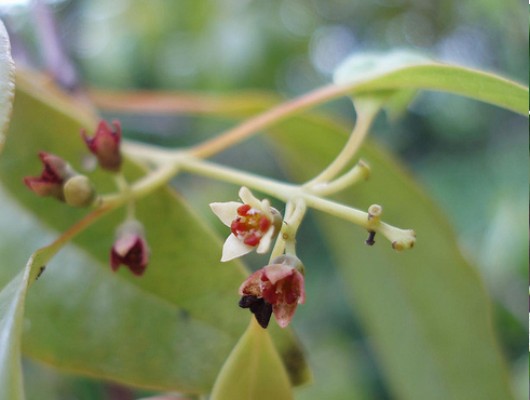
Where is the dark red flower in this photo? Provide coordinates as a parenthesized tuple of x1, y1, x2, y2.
(23, 152, 73, 200)
(110, 220, 149, 276)
(239, 255, 305, 328)
(82, 120, 122, 172)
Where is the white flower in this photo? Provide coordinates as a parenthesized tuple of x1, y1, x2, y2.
(210, 187, 282, 262)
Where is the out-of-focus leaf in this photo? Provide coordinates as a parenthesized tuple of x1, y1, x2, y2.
(0, 19, 16, 154)
(0, 272, 27, 400)
(210, 319, 293, 400)
(334, 50, 528, 115)
(268, 114, 515, 400)
(0, 71, 310, 392)
(0, 231, 61, 400)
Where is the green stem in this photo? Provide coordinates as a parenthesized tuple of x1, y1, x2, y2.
(114, 173, 135, 220)
(304, 98, 381, 188)
(179, 157, 413, 247)
(109, 155, 413, 248)
(310, 159, 370, 196)
(283, 198, 307, 256)
(269, 200, 301, 260)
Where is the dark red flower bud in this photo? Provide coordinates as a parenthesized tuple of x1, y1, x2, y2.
(23, 152, 74, 200)
(110, 220, 149, 276)
(82, 120, 122, 172)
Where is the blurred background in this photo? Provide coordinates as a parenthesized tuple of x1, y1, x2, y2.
(0, 0, 527, 399)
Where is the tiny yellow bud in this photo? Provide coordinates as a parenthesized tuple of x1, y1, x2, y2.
(391, 230, 416, 251)
(63, 175, 96, 207)
(368, 204, 382, 219)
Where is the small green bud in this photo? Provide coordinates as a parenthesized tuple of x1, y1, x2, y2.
(63, 175, 96, 207)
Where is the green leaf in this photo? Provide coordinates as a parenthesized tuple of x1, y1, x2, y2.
(0, 272, 27, 400)
(0, 19, 16, 153)
(0, 73, 310, 392)
(0, 231, 59, 400)
(333, 50, 528, 115)
(210, 319, 293, 400)
(268, 114, 515, 400)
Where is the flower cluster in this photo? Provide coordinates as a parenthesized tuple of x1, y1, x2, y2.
(211, 187, 305, 328)
(24, 119, 150, 276)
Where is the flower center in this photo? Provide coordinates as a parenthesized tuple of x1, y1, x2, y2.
(230, 204, 272, 247)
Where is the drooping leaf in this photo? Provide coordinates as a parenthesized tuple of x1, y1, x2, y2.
(0, 71, 310, 392)
(210, 319, 293, 400)
(268, 114, 515, 400)
(0, 19, 16, 154)
(333, 50, 527, 115)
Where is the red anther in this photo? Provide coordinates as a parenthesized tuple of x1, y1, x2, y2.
(231, 219, 247, 235)
(259, 216, 271, 232)
(244, 233, 260, 247)
(237, 204, 252, 216)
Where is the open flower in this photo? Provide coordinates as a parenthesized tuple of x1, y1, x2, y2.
(110, 220, 149, 276)
(239, 255, 305, 328)
(210, 187, 282, 262)
(24, 152, 74, 200)
(82, 120, 122, 172)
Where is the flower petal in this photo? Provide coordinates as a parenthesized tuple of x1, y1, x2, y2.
(256, 226, 275, 254)
(221, 234, 253, 262)
(263, 264, 294, 284)
(260, 198, 273, 220)
(238, 187, 262, 209)
(113, 233, 138, 257)
(272, 302, 298, 328)
(210, 201, 241, 227)
(294, 271, 306, 304)
(238, 269, 263, 296)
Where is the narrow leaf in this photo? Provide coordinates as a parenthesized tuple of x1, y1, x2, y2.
(211, 319, 293, 400)
(334, 50, 527, 115)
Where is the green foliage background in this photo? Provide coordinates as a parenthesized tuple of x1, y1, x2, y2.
(0, 1, 527, 399)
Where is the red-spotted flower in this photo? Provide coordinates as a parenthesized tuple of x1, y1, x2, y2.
(239, 255, 305, 328)
(210, 187, 282, 262)
(110, 220, 149, 276)
(82, 120, 122, 172)
(24, 152, 74, 201)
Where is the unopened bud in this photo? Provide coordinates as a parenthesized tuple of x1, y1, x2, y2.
(63, 175, 96, 207)
(391, 230, 416, 251)
(368, 204, 382, 219)
(24, 152, 75, 201)
(82, 120, 122, 172)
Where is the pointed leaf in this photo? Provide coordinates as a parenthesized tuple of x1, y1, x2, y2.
(211, 319, 293, 400)
(268, 114, 515, 399)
